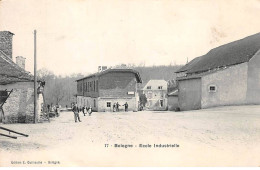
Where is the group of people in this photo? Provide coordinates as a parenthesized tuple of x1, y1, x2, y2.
(47, 104, 61, 117)
(72, 104, 92, 123)
(113, 102, 128, 112)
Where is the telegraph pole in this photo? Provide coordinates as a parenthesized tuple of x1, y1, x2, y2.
(34, 30, 37, 124)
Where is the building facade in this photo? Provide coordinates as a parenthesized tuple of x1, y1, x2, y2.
(141, 80, 168, 110)
(176, 32, 260, 111)
(76, 68, 142, 112)
(0, 31, 45, 123)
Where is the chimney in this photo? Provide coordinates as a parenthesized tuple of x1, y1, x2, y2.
(16, 56, 26, 70)
(0, 31, 14, 61)
(98, 66, 108, 72)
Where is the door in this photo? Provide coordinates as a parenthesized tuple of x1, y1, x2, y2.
(160, 100, 163, 107)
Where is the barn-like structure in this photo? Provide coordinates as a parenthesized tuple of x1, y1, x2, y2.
(176, 32, 260, 111)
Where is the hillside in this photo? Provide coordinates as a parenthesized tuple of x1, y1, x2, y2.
(133, 65, 183, 87)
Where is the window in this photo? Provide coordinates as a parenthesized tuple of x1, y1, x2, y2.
(158, 86, 163, 89)
(209, 85, 217, 92)
(148, 92, 153, 99)
(107, 102, 111, 107)
(147, 86, 151, 89)
(94, 99, 96, 107)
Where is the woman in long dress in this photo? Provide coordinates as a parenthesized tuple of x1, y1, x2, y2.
(88, 106, 92, 116)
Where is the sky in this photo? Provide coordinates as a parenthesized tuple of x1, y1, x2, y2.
(0, 0, 260, 76)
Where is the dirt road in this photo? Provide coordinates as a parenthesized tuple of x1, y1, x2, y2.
(0, 105, 260, 166)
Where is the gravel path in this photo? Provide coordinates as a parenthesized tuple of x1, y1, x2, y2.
(0, 105, 260, 166)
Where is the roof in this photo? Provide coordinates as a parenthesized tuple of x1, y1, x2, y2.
(175, 56, 202, 73)
(168, 89, 178, 96)
(143, 79, 167, 90)
(177, 32, 260, 74)
(176, 69, 220, 81)
(76, 68, 142, 83)
(0, 50, 34, 85)
(0, 31, 14, 36)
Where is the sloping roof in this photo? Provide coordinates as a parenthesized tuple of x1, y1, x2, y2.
(175, 56, 202, 73)
(0, 50, 34, 85)
(177, 32, 260, 74)
(176, 69, 220, 81)
(76, 68, 142, 83)
(168, 89, 178, 96)
(143, 79, 167, 90)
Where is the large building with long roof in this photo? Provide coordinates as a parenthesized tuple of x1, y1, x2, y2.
(76, 67, 142, 112)
(175, 32, 260, 111)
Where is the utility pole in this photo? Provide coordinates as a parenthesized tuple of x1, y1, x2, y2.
(34, 30, 37, 124)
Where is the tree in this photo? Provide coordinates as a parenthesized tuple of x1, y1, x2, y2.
(52, 80, 65, 105)
(139, 94, 147, 107)
(37, 68, 55, 81)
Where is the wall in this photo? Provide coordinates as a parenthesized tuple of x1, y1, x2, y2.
(201, 63, 248, 108)
(77, 77, 99, 98)
(77, 96, 98, 111)
(178, 78, 201, 111)
(99, 72, 137, 98)
(167, 96, 179, 111)
(77, 80, 84, 96)
(247, 49, 260, 104)
(98, 97, 137, 112)
(0, 82, 42, 123)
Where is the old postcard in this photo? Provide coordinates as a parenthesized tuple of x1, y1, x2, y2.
(0, 0, 260, 167)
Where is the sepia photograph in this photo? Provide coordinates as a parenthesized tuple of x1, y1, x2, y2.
(0, 0, 260, 167)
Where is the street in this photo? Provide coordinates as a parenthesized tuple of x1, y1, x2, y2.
(0, 105, 260, 166)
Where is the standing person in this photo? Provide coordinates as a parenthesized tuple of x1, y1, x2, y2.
(88, 106, 92, 116)
(82, 106, 86, 116)
(123, 102, 128, 112)
(47, 104, 50, 113)
(113, 103, 116, 112)
(116, 102, 120, 112)
(84, 106, 87, 115)
(56, 105, 60, 117)
(72, 103, 81, 123)
(53, 105, 56, 115)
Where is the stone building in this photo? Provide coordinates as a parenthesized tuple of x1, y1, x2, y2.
(141, 80, 168, 110)
(0, 31, 45, 123)
(175, 32, 260, 111)
(76, 68, 142, 112)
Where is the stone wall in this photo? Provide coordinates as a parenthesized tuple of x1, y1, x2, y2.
(99, 72, 137, 98)
(201, 63, 248, 109)
(0, 82, 42, 124)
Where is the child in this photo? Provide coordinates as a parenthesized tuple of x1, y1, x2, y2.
(88, 106, 92, 116)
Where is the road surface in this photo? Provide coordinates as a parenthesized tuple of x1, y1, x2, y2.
(0, 105, 260, 166)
